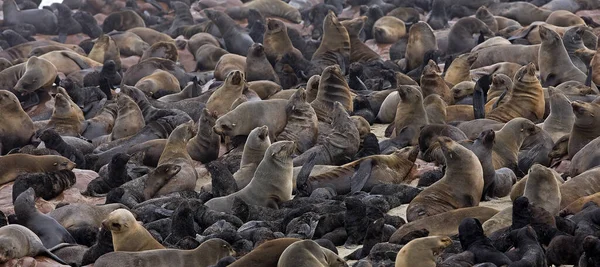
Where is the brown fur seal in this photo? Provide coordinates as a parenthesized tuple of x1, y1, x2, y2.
(539, 25, 589, 87)
(243, 0, 301, 23)
(471, 44, 540, 69)
(299, 146, 418, 195)
(0, 154, 75, 185)
(229, 125, 271, 190)
(592, 46, 600, 86)
(103, 209, 164, 251)
(187, 108, 220, 163)
(545, 10, 585, 27)
(93, 238, 234, 267)
(395, 236, 452, 267)
(214, 54, 246, 81)
(194, 44, 229, 72)
(568, 100, 600, 159)
(509, 167, 563, 201)
(0, 224, 68, 264)
(340, 16, 380, 63)
(207, 70, 246, 117)
(127, 27, 174, 46)
(156, 121, 199, 195)
(278, 240, 346, 267)
(109, 31, 150, 57)
(389, 207, 499, 243)
(229, 238, 300, 267)
(451, 81, 476, 102)
(0, 90, 34, 154)
(492, 118, 539, 171)
(311, 11, 350, 72)
(187, 33, 220, 57)
(424, 94, 447, 124)
(560, 192, 600, 216)
(214, 99, 288, 140)
(391, 85, 429, 138)
(486, 73, 513, 102)
(445, 53, 477, 87)
(311, 65, 353, 122)
(486, 63, 545, 123)
(134, 69, 181, 97)
(420, 60, 452, 104)
(140, 41, 178, 63)
(102, 10, 145, 32)
(111, 94, 144, 141)
(205, 141, 295, 212)
(373, 16, 406, 44)
(542, 87, 575, 142)
(88, 34, 121, 70)
(476, 6, 498, 32)
(13, 56, 57, 95)
(40, 51, 102, 75)
(263, 19, 303, 63)
(45, 93, 85, 136)
(487, 2, 552, 26)
(405, 22, 437, 72)
(406, 137, 483, 222)
(277, 88, 318, 154)
(524, 164, 562, 215)
(246, 43, 279, 84)
(447, 17, 494, 55)
(560, 167, 600, 209)
(248, 81, 282, 99)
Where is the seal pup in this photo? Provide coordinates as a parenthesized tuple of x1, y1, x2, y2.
(205, 141, 295, 212)
(93, 238, 234, 267)
(293, 102, 360, 166)
(311, 65, 353, 122)
(277, 240, 347, 267)
(406, 137, 484, 222)
(0, 224, 68, 264)
(38, 129, 85, 168)
(486, 63, 545, 123)
(395, 236, 452, 267)
(0, 154, 75, 185)
(103, 209, 164, 251)
(14, 188, 77, 248)
(0, 90, 35, 154)
(277, 88, 318, 154)
(12, 170, 76, 202)
(187, 108, 220, 163)
(155, 121, 198, 195)
(539, 25, 590, 87)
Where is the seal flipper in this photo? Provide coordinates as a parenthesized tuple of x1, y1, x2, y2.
(586, 65, 593, 87)
(350, 159, 373, 193)
(508, 25, 537, 42)
(295, 152, 318, 197)
(41, 248, 69, 265)
(473, 75, 489, 119)
(60, 51, 90, 70)
(493, 89, 508, 109)
(57, 31, 67, 44)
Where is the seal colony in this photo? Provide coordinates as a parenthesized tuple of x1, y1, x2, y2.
(0, 0, 598, 266)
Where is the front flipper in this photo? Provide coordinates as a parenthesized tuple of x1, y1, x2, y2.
(350, 158, 373, 193)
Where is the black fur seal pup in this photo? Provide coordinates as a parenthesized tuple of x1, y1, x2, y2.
(12, 170, 76, 202)
(84, 153, 132, 196)
(39, 128, 86, 168)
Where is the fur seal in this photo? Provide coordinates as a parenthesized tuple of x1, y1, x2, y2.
(405, 22, 438, 72)
(45, 93, 84, 136)
(12, 170, 76, 202)
(243, 0, 301, 23)
(568, 100, 600, 159)
(187, 33, 219, 57)
(102, 10, 145, 32)
(395, 236, 452, 267)
(0, 90, 34, 154)
(229, 125, 271, 190)
(446, 17, 493, 55)
(542, 87, 575, 142)
(263, 19, 302, 64)
(103, 209, 164, 251)
(486, 63, 545, 123)
(229, 238, 300, 267)
(277, 88, 318, 154)
(187, 108, 220, 163)
(39, 129, 85, 168)
(121, 58, 189, 88)
(248, 81, 282, 99)
(293, 101, 360, 166)
(0, 154, 75, 185)
(88, 35, 121, 71)
(340, 16, 380, 63)
(134, 69, 181, 97)
(204, 9, 254, 56)
(109, 31, 150, 57)
(491, 118, 539, 171)
(0, 224, 68, 264)
(559, 167, 600, 209)
(472, 44, 540, 69)
(246, 43, 279, 84)
(13, 56, 57, 96)
(546, 10, 585, 27)
(445, 53, 477, 87)
(421, 60, 452, 104)
(206, 141, 295, 212)
(140, 41, 178, 63)
(391, 85, 429, 138)
(207, 70, 246, 117)
(93, 238, 234, 267)
(406, 137, 483, 222)
(278, 239, 346, 267)
(373, 16, 406, 44)
(214, 99, 288, 140)
(310, 11, 350, 74)
(155, 121, 198, 196)
(14, 188, 77, 248)
(2, 0, 57, 35)
(214, 54, 246, 81)
(524, 164, 562, 215)
(311, 65, 353, 122)
(193, 45, 226, 72)
(539, 25, 589, 87)
(111, 94, 144, 140)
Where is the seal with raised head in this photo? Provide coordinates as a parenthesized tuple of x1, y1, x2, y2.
(538, 25, 589, 87)
(340, 16, 380, 63)
(14, 188, 77, 248)
(0, 154, 75, 185)
(491, 118, 539, 171)
(204, 9, 254, 56)
(420, 60, 452, 104)
(0, 90, 34, 154)
(206, 70, 246, 117)
(277, 88, 318, 154)
(311, 65, 353, 122)
(111, 94, 144, 141)
(395, 236, 452, 267)
(140, 41, 178, 63)
(103, 209, 164, 251)
(245, 43, 279, 84)
(88, 34, 121, 71)
(93, 238, 234, 267)
(278, 239, 347, 267)
(155, 121, 198, 195)
(568, 100, 600, 159)
(446, 17, 493, 55)
(405, 21, 437, 72)
(263, 19, 303, 64)
(486, 63, 545, 123)
(310, 11, 350, 73)
(391, 85, 429, 138)
(205, 141, 296, 212)
(45, 93, 85, 136)
(187, 108, 220, 163)
(230, 125, 271, 190)
(542, 87, 575, 142)
(406, 137, 484, 222)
